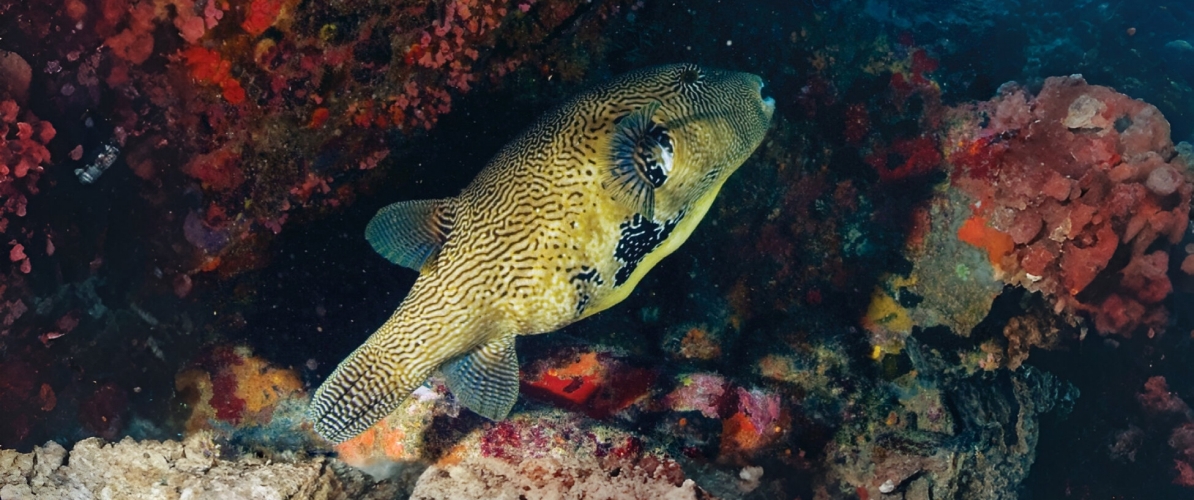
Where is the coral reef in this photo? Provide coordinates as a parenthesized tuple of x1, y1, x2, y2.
(945, 76, 1192, 337)
(331, 381, 451, 471)
(867, 75, 1193, 370)
(175, 345, 305, 430)
(0, 0, 639, 452)
(1136, 376, 1194, 488)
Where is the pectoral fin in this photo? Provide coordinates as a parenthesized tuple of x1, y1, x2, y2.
(365, 198, 455, 271)
(604, 101, 674, 220)
(441, 335, 520, 421)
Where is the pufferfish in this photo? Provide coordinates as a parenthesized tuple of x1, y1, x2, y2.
(309, 64, 775, 444)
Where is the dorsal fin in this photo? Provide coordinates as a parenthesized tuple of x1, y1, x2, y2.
(365, 198, 455, 271)
(603, 101, 674, 220)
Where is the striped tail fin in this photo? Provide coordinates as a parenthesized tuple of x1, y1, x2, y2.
(308, 332, 523, 443)
(307, 342, 420, 444)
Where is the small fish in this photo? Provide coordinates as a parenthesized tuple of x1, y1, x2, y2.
(309, 64, 775, 444)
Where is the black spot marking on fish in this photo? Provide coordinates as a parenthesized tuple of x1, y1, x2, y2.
(613, 213, 680, 286)
(571, 266, 605, 315)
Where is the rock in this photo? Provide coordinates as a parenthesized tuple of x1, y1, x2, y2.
(0, 50, 31, 102)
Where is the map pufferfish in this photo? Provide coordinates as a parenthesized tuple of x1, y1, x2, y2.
(309, 63, 775, 444)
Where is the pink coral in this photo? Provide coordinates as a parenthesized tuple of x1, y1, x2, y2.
(0, 99, 54, 274)
(104, 2, 157, 64)
(105, 0, 215, 59)
(1139, 376, 1192, 417)
(719, 386, 787, 461)
(1138, 377, 1194, 487)
(664, 373, 729, 418)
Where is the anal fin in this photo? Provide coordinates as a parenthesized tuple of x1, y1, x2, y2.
(441, 335, 520, 421)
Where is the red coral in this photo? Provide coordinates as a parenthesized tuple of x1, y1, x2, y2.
(0, 360, 38, 445)
(479, 420, 522, 461)
(523, 354, 602, 406)
(307, 107, 329, 129)
(719, 387, 786, 460)
(196, 345, 248, 424)
(181, 47, 246, 104)
(910, 49, 938, 79)
(888, 48, 943, 119)
(182, 145, 246, 191)
(242, 0, 286, 36)
(521, 349, 657, 419)
(209, 369, 246, 423)
(1139, 376, 1191, 417)
(956, 215, 1015, 269)
(876, 135, 942, 181)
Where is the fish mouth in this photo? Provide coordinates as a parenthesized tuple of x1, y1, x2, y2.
(757, 77, 776, 117)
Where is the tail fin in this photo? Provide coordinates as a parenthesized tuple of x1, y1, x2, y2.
(308, 343, 419, 444)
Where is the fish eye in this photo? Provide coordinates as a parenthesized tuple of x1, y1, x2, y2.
(679, 68, 700, 85)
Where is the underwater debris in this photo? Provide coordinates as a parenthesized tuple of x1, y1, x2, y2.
(74, 141, 120, 184)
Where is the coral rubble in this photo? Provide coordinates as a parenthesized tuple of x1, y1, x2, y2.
(0, 432, 407, 499)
